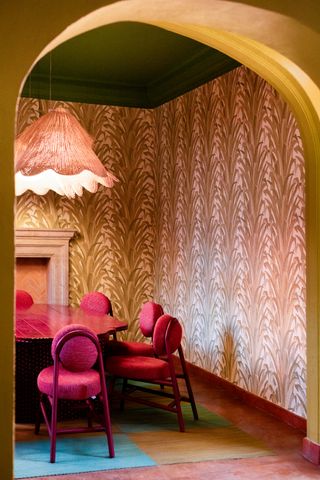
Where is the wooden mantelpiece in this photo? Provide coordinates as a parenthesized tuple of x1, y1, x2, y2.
(15, 228, 76, 305)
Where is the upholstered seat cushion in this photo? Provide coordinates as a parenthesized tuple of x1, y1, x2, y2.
(107, 340, 154, 357)
(37, 366, 101, 400)
(106, 355, 170, 381)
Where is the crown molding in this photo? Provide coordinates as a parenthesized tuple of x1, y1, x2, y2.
(21, 52, 239, 108)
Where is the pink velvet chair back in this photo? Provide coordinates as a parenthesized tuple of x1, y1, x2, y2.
(152, 314, 182, 356)
(80, 291, 112, 315)
(51, 324, 98, 372)
(16, 290, 34, 310)
(139, 301, 164, 337)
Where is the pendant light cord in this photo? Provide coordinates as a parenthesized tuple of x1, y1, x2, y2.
(29, 72, 32, 98)
(49, 52, 52, 102)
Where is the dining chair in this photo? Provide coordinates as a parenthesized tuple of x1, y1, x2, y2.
(80, 291, 116, 340)
(80, 291, 113, 315)
(35, 323, 114, 463)
(106, 314, 198, 432)
(16, 289, 34, 310)
(107, 300, 164, 357)
(107, 302, 198, 422)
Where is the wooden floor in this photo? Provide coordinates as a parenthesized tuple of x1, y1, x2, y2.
(16, 367, 320, 479)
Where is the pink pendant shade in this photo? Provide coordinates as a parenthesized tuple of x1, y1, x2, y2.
(15, 108, 117, 198)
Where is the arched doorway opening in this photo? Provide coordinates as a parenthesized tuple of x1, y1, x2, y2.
(2, 1, 320, 476)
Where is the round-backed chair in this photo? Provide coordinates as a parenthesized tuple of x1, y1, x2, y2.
(80, 291, 116, 341)
(16, 289, 34, 310)
(106, 314, 198, 431)
(107, 300, 164, 357)
(35, 323, 114, 463)
(80, 291, 113, 315)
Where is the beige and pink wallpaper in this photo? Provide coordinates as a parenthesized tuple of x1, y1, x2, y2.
(16, 100, 157, 342)
(15, 66, 306, 417)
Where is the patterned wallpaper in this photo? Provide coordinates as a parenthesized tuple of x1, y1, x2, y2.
(153, 67, 306, 416)
(16, 100, 157, 342)
(15, 66, 306, 416)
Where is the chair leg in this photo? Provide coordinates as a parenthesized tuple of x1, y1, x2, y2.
(168, 355, 185, 432)
(86, 399, 93, 428)
(34, 394, 42, 434)
(99, 382, 115, 458)
(120, 378, 127, 411)
(50, 394, 58, 463)
(178, 346, 198, 420)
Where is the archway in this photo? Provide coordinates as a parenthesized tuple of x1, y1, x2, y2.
(2, 1, 320, 476)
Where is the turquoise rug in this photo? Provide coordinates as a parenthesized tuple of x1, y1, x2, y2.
(15, 434, 155, 478)
(15, 403, 273, 478)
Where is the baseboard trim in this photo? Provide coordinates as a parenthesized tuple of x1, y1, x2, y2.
(188, 362, 306, 433)
(302, 437, 320, 464)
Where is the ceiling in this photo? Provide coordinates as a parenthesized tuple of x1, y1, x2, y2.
(21, 21, 240, 109)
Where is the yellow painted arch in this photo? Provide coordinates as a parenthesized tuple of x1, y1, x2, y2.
(1, 1, 320, 477)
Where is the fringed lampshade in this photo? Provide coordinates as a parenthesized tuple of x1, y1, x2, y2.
(15, 108, 117, 198)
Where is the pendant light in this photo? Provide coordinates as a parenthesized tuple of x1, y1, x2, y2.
(15, 54, 117, 198)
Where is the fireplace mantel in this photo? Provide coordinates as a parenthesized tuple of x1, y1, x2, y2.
(15, 228, 76, 305)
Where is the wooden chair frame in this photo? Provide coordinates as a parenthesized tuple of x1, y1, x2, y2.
(35, 327, 114, 463)
(109, 317, 198, 432)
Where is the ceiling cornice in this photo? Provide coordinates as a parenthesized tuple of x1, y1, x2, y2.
(21, 51, 239, 108)
(147, 50, 239, 108)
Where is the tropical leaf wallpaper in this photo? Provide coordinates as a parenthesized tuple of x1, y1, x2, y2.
(16, 66, 306, 417)
(16, 99, 157, 342)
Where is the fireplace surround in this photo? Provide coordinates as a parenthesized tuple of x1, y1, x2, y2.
(15, 228, 76, 305)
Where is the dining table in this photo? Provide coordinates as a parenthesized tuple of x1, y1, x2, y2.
(15, 303, 128, 423)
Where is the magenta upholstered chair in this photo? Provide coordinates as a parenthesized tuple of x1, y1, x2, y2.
(106, 314, 198, 432)
(107, 301, 164, 357)
(16, 289, 34, 310)
(36, 324, 114, 463)
(80, 291, 115, 340)
(80, 291, 113, 315)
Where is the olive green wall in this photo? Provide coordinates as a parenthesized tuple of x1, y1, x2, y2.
(17, 66, 306, 417)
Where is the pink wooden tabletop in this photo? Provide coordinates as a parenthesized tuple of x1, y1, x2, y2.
(15, 304, 128, 340)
